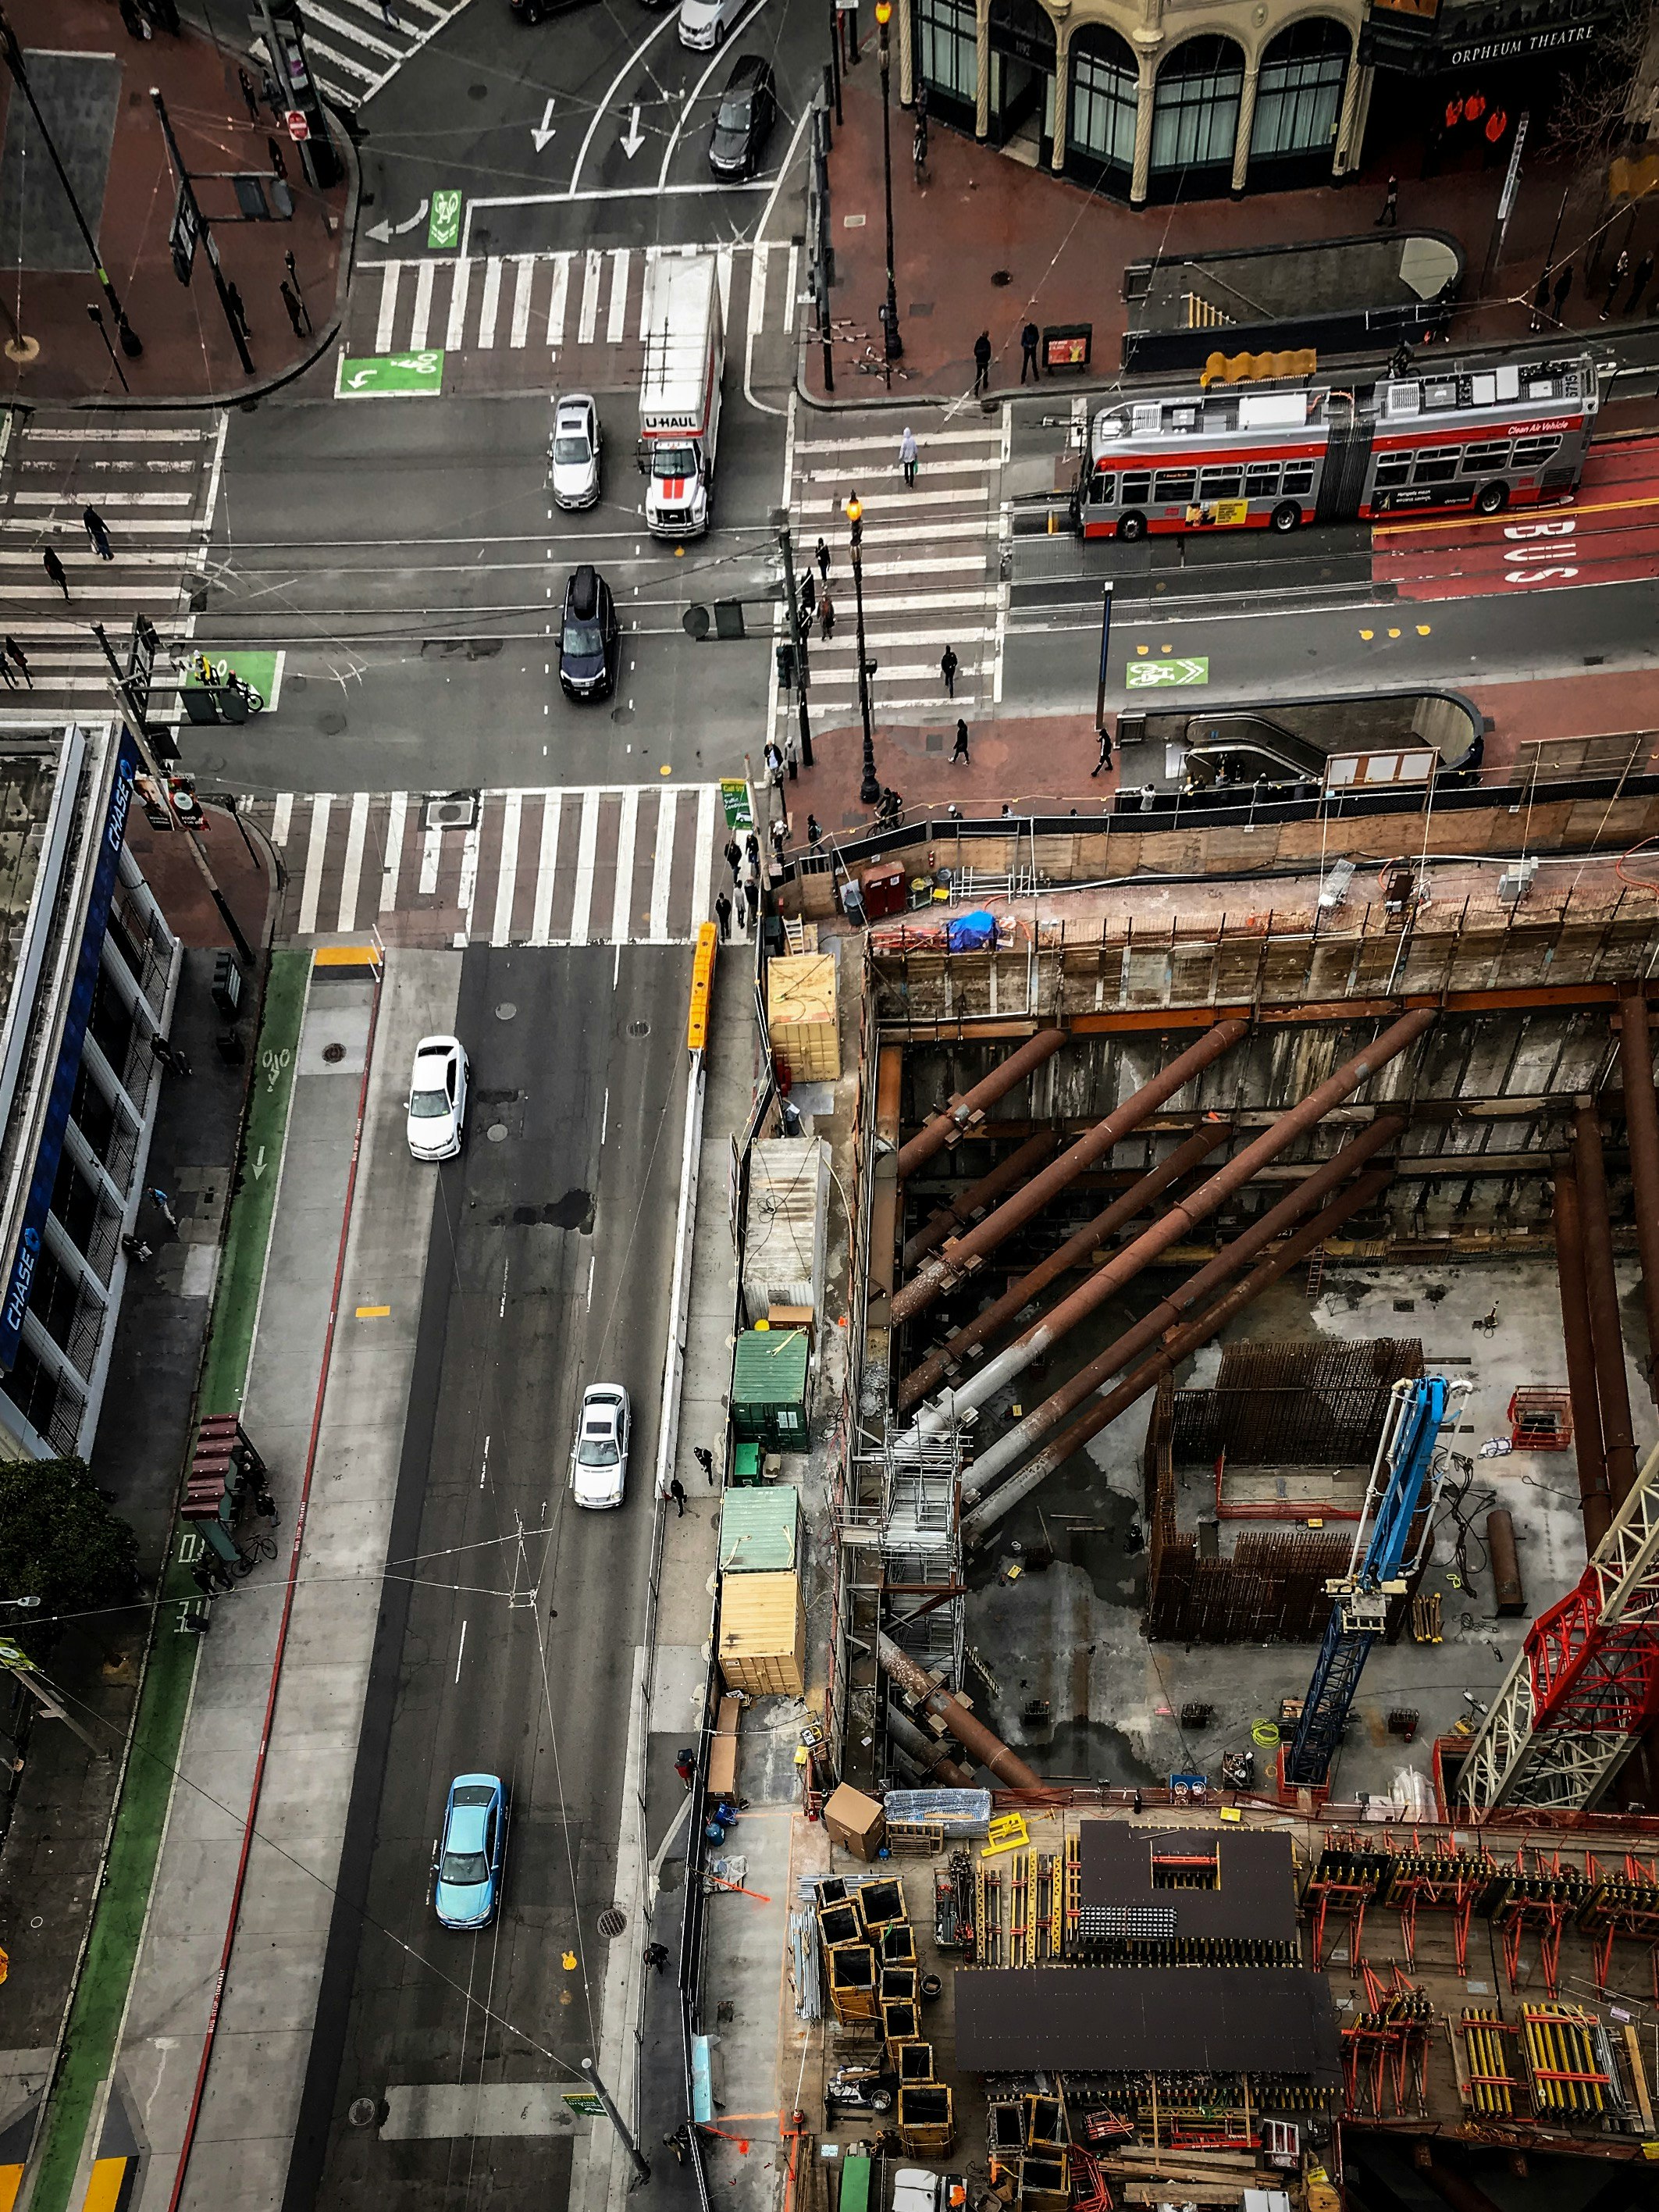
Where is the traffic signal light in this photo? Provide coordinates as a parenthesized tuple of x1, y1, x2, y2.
(775, 643, 799, 688)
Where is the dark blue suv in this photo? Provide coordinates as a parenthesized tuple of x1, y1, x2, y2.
(560, 565, 619, 700)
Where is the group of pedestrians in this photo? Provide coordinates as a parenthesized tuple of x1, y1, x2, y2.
(714, 829, 765, 942)
(38, 506, 119, 601)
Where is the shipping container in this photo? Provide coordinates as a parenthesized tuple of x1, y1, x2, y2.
(718, 1484, 800, 1575)
(730, 1327, 810, 1447)
(717, 1569, 806, 1696)
(767, 952, 840, 1081)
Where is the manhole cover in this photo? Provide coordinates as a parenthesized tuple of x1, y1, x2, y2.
(991, 269, 1012, 286)
(348, 2098, 383, 2129)
(319, 711, 347, 736)
(610, 704, 635, 725)
(629, 1020, 650, 1037)
(487, 1122, 509, 1143)
(468, 81, 488, 99)
(496, 1002, 517, 1021)
(598, 1907, 626, 1938)
(322, 1042, 346, 1064)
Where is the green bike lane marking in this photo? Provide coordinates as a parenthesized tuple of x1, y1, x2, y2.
(25, 953, 310, 2212)
(335, 351, 444, 398)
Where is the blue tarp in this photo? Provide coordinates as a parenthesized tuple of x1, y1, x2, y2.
(945, 910, 997, 952)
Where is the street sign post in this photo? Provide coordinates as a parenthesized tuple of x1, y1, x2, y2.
(1126, 657, 1209, 689)
(335, 351, 445, 397)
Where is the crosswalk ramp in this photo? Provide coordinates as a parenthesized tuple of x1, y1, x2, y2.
(781, 424, 1004, 733)
(293, 0, 467, 110)
(346, 240, 799, 393)
(0, 410, 226, 725)
(247, 783, 728, 949)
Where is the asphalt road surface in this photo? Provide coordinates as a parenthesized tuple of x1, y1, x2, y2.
(291, 944, 687, 2212)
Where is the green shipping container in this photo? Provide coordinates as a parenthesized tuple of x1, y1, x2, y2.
(730, 1327, 810, 1448)
(719, 1484, 800, 1574)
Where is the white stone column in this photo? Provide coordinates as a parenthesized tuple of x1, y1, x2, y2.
(977, 0, 991, 137)
(900, 0, 914, 106)
(1052, 15, 1072, 171)
(1231, 58, 1260, 196)
(1130, 45, 1159, 205)
(1335, 52, 1372, 177)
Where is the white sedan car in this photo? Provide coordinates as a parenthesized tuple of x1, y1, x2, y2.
(548, 393, 601, 511)
(571, 1384, 631, 1509)
(678, 0, 746, 49)
(406, 1035, 469, 1162)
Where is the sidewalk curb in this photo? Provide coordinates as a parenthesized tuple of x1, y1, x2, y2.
(19, 949, 308, 2212)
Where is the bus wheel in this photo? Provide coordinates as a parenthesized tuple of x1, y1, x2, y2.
(1116, 511, 1147, 543)
(1476, 482, 1509, 517)
(1269, 501, 1301, 535)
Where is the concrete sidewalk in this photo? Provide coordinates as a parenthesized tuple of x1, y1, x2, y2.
(813, 77, 1659, 406)
(0, 0, 350, 407)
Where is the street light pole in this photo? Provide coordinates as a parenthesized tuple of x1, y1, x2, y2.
(0, 8, 142, 356)
(846, 493, 880, 807)
(874, 0, 902, 365)
(579, 2057, 651, 2189)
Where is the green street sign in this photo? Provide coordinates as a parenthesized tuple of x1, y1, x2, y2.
(428, 191, 463, 250)
(336, 351, 445, 399)
(1126, 657, 1209, 689)
(720, 778, 753, 830)
(562, 2094, 605, 2117)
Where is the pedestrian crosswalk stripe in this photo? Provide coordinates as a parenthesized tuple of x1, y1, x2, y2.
(477, 255, 503, 349)
(547, 255, 571, 348)
(445, 258, 471, 353)
(794, 429, 1002, 456)
(607, 250, 630, 346)
(411, 261, 435, 350)
(799, 458, 996, 484)
(510, 256, 536, 348)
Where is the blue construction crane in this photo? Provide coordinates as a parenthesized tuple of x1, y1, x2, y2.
(1285, 1373, 1466, 1787)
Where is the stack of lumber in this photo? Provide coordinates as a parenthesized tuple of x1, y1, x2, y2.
(1100, 2146, 1271, 2205)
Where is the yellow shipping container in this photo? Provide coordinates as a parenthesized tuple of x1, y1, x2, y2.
(717, 1569, 806, 1697)
(767, 953, 840, 1083)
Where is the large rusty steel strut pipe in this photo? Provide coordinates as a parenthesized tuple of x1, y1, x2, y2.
(1617, 983, 1659, 1401)
(895, 1120, 1232, 1416)
(892, 1020, 1251, 1327)
(895, 1029, 1066, 1180)
(885, 1702, 976, 1789)
(877, 1633, 1043, 1789)
(1575, 1100, 1640, 1510)
(1554, 1167, 1611, 1552)
(960, 1170, 1395, 1544)
(959, 1116, 1408, 1502)
(918, 1007, 1434, 1436)
(901, 1131, 1059, 1271)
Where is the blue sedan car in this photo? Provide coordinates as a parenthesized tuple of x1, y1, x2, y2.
(433, 1773, 507, 1929)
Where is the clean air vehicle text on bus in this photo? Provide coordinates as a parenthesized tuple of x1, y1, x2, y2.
(1076, 353, 1600, 543)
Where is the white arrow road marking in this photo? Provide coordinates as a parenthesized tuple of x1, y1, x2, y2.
(365, 197, 429, 245)
(346, 369, 377, 388)
(251, 1145, 267, 1181)
(532, 97, 557, 153)
(620, 103, 644, 157)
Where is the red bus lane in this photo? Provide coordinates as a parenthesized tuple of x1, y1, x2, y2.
(1373, 434, 1659, 600)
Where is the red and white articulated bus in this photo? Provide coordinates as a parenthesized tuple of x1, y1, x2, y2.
(1075, 352, 1600, 542)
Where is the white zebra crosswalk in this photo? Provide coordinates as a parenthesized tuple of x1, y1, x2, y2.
(247, 782, 730, 949)
(781, 425, 1004, 736)
(346, 240, 800, 393)
(0, 411, 226, 725)
(293, 0, 468, 110)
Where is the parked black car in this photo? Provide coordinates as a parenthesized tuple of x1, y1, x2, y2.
(708, 54, 777, 180)
(559, 565, 619, 700)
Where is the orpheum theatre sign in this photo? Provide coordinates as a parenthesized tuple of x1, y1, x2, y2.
(1444, 20, 1597, 66)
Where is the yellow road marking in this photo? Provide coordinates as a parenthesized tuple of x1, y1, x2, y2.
(355, 1304, 391, 1319)
(1373, 489, 1659, 541)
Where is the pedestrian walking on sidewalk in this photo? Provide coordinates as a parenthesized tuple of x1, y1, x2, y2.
(734, 884, 748, 933)
(1091, 728, 1113, 777)
(152, 1035, 192, 1076)
(814, 536, 830, 583)
(1530, 273, 1550, 331)
(806, 813, 821, 847)
(714, 890, 732, 940)
(42, 547, 69, 600)
(952, 719, 970, 764)
(899, 426, 919, 487)
(764, 739, 785, 793)
(147, 1184, 177, 1228)
(118, 0, 154, 38)
(724, 835, 741, 880)
(784, 730, 799, 780)
(121, 1233, 153, 1266)
(1020, 320, 1041, 382)
(693, 1444, 716, 1484)
(818, 588, 835, 641)
(675, 1748, 696, 1786)
(1376, 175, 1398, 228)
(279, 279, 311, 338)
(1625, 251, 1654, 315)
(770, 816, 787, 864)
(668, 1476, 686, 1517)
(83, 507, 114, 561)
(238, 64, 261, 120)
(1600, 250, 1629, 319)
(4, 639, 31, 689)
(973, 330, 992, 396)
(644, 1942, 670, 1975)
(940, 644, 959, 698)
(190, 1562, 221, 1601)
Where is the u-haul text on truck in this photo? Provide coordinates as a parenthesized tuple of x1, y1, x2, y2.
(637, 254, 724, 538)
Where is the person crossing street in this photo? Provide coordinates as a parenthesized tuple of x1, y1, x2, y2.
(940, 645, 959, 699)
(83, 507, 114, 561)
